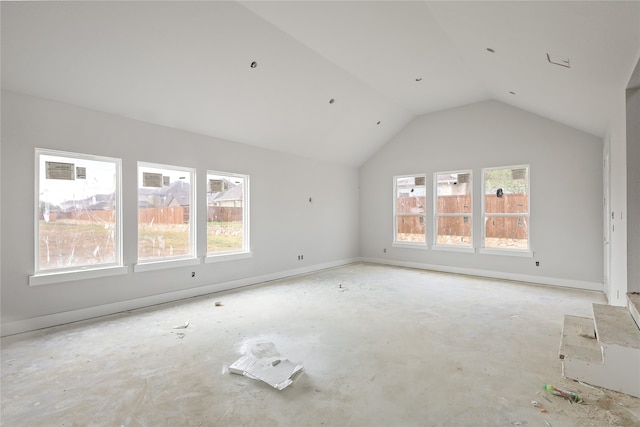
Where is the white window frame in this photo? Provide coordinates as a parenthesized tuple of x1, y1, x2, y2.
(433, 169, 474, 253)
(30, 149, 126, 286)
(392, 174, 428, 248)
(205, 170, 251, 263)
(134, 161, 198, 272)
(480, 164, 532, 257)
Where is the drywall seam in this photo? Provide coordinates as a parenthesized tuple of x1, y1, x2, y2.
(359, 257, 603, 292)
(1, 258, 358, 337)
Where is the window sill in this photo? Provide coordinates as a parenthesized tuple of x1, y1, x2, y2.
(432, 245, 475, 254)
(29, 265, 129, 286)
(134, 257, 201, 272)
(392, 242, 428, 250)
(205, 251, 253, 263)
(479, 248, 533, 257)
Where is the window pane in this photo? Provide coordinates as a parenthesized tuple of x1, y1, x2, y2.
(484, 216, 528, 249)
(436, 216, 471, 246)
(436, 172, 471, 214)
(484, 167, 528, 214)
(38, 152, 119, 271)
(396, 216, 426, 243)
(396, 176, 426, 215)
(395, 175, 426, 244)
(138, 163, 194, 262)
(207, 172, 247, 255)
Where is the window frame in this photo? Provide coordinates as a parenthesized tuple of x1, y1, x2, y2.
(480, 164, 532, 256)
(205, 170, 251, 262)
(31, 148, 126, 285)
(432, 169, 474, 253)
(134, 161, 198, 271)
(392, 174, 428, 248)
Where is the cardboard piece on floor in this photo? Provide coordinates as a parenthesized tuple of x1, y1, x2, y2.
(229, 346, 304, 390)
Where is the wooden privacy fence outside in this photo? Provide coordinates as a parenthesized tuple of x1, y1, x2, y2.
(208, 207, 242, 222)
(69, 210, 116, 222)
(397, 194, 528, 238)
(139, 207, 188, 225)
(44, 206, 243, 225)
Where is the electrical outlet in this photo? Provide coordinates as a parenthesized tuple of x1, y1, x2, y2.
(535, 261, 540, 267)
(301, 254, 304, 260)
(191, 271, 196, 277)
(384, 248, 387, 253)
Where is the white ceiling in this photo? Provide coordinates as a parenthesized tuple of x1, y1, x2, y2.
(2, 1, 639, 166)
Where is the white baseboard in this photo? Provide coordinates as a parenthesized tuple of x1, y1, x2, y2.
(358, 257, 603, 292)
(1, 258, 358, 337)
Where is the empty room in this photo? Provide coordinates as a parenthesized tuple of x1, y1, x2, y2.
(1, 1, 640, 426)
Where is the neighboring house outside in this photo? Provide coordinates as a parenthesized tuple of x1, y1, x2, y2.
(210, 182, 243, 208)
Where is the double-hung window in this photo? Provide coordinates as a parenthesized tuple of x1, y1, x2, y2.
(137, 162, 196, 266)
(393, 175, 427, 246)
(482, 165, 530, 253)
(34, 149, 123, 280)
(206, 171, 250, 259)
(434, 170, 472, 248)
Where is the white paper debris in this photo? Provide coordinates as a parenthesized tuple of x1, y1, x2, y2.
(229, 342, 304, 390)
(173, 320, 189, 329)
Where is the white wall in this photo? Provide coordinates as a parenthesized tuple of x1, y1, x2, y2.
(0, 91, 360, 335)
(606, 53, 640, 304)
(607, 93, 630, 305)
(627, 81, 640, 294)
(360, 100, 604, 289)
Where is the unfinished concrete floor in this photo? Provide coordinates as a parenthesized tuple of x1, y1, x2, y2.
(2, 263, 639, 426)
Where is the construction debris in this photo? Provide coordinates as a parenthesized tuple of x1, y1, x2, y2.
(215, 302, 223, 307)
(543, 384, 582, 403)
(229, 341, 304, 390)
(173, 320, 189, 329)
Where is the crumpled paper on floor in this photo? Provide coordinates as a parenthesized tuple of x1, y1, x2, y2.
(229, 342, 304, 390)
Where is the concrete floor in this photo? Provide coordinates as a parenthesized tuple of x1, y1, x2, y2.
(2, 263, 639, 426)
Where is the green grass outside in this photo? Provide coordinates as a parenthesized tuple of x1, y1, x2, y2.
(39, 220, 243, 265)
(39, 220, 116, 269)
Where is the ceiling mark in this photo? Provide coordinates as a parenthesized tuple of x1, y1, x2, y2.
(509, 91, 516, 95)
(250, 61, 257, 68)
(547, 53, 570, 68)
(329, 98, 335, 104)
(486, 48, 495, 53)
(415, 78, 423, 82)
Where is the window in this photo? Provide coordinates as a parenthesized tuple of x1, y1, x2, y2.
(206, 171, 249, 257)
(393, 175, 427, 245)
(35, 149, 122, 273)
(434, 170, 472, 247)
(137, 162, 195, 264)
(482, 165, 530, 251)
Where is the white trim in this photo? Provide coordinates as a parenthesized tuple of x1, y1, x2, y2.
(137, 161, 197, 262)
(205, 251, 253, 263)
(483, 213, 530, 218)
(359, 257, 603, 292)
(393, 174, 427, 244)
(392, 242, 428, 249)
(433, 169, 473, 247)
(481, 164, 531, 252)
(29, 265, 129, 286)
(34, 148, 123, 275)
(206, 170, 250, 254)
(479, 247, 533, 257)
(2, 258, 359, 337)
(134, 257, 201, 272)
(432, 245, 475, 254)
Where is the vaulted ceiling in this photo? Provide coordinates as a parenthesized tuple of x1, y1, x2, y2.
(2, 1, 639, 166)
